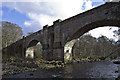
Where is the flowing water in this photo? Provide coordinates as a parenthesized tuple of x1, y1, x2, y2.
(2, 60, 120, 79)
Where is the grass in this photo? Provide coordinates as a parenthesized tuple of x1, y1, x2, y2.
(3, 56, 117, 76)
(2, 57, 64, 76)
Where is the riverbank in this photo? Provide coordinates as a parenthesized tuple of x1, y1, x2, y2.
(2, 56, 120, 79)
(3, 56, 120, 76)
(2, 60, 120, 79)
(2, 57, 64, 76)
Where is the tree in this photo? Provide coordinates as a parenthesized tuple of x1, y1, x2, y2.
(33, 43, 42, 59)
(1, 21, 23, 48)
(97, 36, 117, 57)
(73, 34, 119, 60)
(113, 28, 120, 41)
(117, 28, 120, 44)
(73, 34, 97, 59)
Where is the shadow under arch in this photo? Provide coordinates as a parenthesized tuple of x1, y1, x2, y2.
(68, 19, 120, 42)
(26, 39, 43, 59)
(64, 39, 77, 62)
(64, 19, 120, 62)
(27, 40, 39, 48)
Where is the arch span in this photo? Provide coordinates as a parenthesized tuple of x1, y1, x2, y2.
(27, 40, 39, 48)
(4, 2, 120, 62)
(26, 39, 43, 59)
(67, 19, 120, 42)
(64, 26, 120, 62)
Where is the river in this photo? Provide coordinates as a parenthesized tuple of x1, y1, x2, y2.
(2, 60, 120, 79)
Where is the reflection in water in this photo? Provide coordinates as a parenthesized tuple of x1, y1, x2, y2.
(4, 60, 119, 79)
(63, 61, 118, 78)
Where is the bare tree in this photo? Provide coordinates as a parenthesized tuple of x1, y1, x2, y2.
(1, 21, 23, 48)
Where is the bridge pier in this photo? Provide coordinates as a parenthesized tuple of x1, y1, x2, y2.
(52, 47, 64, 62)
(5, 2, 120, 63)
(42, 49, 53, 61)
(42, 45, 64, 62)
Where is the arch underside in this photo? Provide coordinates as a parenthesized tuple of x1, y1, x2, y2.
(27, 40, 39, 48)
(64, 19, 120, 62)
(69, 19, 120, 42)
(64, 39, 77, 62)
(26, 40, 42, 59)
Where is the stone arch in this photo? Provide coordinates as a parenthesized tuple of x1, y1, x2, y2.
(64, 19, 120, 62)
(68, 19, 120, 42)
(27, 40, 39, 48)
(16, 44, 23, 57)
(26, 39, 43, 59)
(64, 39, 77, 62)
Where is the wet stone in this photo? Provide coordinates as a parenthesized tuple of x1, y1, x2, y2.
(29, 73, 33, 76)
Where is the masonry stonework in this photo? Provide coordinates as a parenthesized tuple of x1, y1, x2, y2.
(3, 2, 120, 62)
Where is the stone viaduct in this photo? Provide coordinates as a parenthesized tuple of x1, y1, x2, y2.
(3, 2, 120, 62)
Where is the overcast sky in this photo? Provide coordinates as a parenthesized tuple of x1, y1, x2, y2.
(1, 0, 119, 41)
